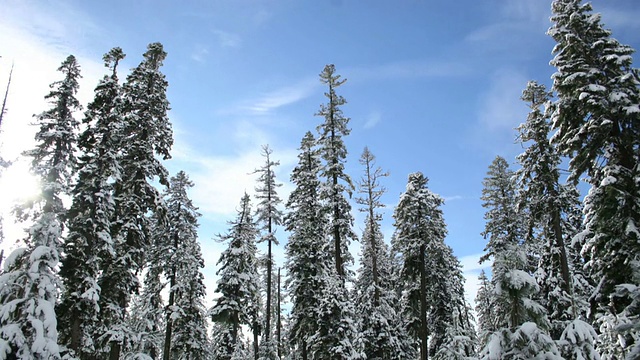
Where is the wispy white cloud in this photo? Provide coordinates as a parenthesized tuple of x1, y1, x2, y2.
(222, 78, 320, 116)
(170, 122, 298, 218)
(212, 29, 243, 48)
(477, 68, 529, 132)
(443, 195, 464, 202)
(190, 44, 209, 63)
(363, 110, 382, 129)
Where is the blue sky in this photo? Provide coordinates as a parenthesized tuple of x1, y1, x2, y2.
(1, 0, 639, 306)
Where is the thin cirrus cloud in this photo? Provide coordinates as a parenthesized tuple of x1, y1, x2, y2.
(363, 110, 382, 129)
(477, 68, 529, 132)
(212, 29, 243, 48)
(221, 77, 320, 116)
(190, 44, 210, 63)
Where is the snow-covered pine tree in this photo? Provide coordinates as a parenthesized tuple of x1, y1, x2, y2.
(97, 42, 173, 360)
(427, 243, 477, 358)
(480, 243, 562, 360)
(158, 171, 208, 360)
(480, 156, 523, 267)
(253, 145, 283, 360)
(0, 55, 81, 359)
(315, 64, 357, 279)
(306, 65, 363, 360)
(354, 147, 411, 360)
(58, 47, 126, 359)
(308, 268, 364, 360)
(476, 270, 496, 341)
(392, 172, 447, 360)
(549, 0, 640, 356)
(284, 132, 325, 360)
(210, 193, 261, 360)
(479, 156, 562, 359)
(515, 80, 595, 343)
(127, 264, 164, 358)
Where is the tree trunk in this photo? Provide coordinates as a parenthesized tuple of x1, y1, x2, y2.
(277, 267, 282, 359)
(163, 268, 177, 360)
(164, 231, 180, 360)
(420, 243, 428, 360)
(301, 339, 308, 360)
(253, 321, 259, 360)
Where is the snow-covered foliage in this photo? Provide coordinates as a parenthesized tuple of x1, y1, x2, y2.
(284, 132, 325, 359)
(160, 171, 209, 360)
(96, 42, 174, 359)
(0, 54, 81, 360)
(58, 47, 125, 359)
(480, 156, 524, 266)
(559, 319, 600, 360)
(515, 80, 592, 339)
(210, 193, 261, 359)
(549, 2, 640, 345)
(315, 64, 357, 278)
(354, 147, 412, 360)
(392, 172, 475, 358)
(254, 144, 283, 357)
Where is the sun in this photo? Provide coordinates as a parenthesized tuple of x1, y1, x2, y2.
(0, 159, 41, 215)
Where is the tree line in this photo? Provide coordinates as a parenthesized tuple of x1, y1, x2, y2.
(0, 0, 638, 359)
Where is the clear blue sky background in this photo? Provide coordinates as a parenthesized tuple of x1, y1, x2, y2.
(1, 0, 639, 305)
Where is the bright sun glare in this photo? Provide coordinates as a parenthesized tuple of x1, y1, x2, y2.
(0, 160, 40, 210)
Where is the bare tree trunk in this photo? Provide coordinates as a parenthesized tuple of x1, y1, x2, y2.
(420, 243, 428, 360)
(277, 268, 282, 359)
(0, 62, 13, 129)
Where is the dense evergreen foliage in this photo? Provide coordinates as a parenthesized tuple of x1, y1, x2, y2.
(0, 1, 638, 356)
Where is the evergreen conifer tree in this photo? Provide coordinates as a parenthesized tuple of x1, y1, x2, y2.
(480, 156, 523, 266)
(476, 270, 496, 340)
(97, 42, 173, 360)
(392, 172, 447, 360)
(159, 171, 208, 360)
(253, 145, 283, 360)
(58, 47, 125, 359)
(210, 194, 261, 360)
(0, 54, 81, 359)
(515, 80, 594, 341)
(354, 147, 411, 360)
(549, 0, 640, 355)
(284, 132, 325, 360)
(315, 64, 356, 278)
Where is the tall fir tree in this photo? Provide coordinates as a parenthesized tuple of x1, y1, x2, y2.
(479, 243, 561, 360)
(392, 172, 447, 360)
(284, 132, 325, 360)
(315, 64, 357, 279)
(475, 270, 496, 340)
(97, 42, 173, 360)
(158, 171, 208, 360)
(253, 145, 283, 360)
(0, 55, 81, 359)
(354, 147, 411, 359)
(515, 80, 594, 342)
(549, 0, 640, 356)
(210, 194, 261, 360)
(480, 157, 560, 359)
(58, 47, 126, 359)
(480, 156, 523, 266)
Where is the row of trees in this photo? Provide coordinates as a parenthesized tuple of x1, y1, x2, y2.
(0, 43, 209, 359)
(208, 63, 476, 360)
(0, 0, 637, 359)
(473, 0, 640, 358)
